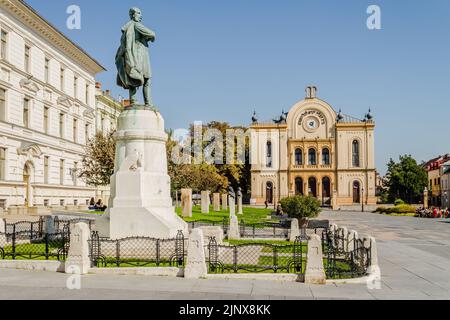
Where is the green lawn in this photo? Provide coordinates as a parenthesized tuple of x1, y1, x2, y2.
(177, 205, 275, 224)
(1, 242, 66, 261)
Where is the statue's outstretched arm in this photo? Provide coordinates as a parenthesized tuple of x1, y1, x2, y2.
(136, 23, 156, 42)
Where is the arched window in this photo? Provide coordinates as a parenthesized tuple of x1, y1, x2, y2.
(266, 141, 272, 168)
(308, 149, 317, 165)
(295, 149, 303, 165)
(295, 177, 303, 195)
(308, 177, 317, 197)
(322, 148, 330, 165)
(352, 140, 360, 167)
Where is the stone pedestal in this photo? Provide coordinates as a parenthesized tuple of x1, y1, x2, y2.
(229, 197, 236, 216)
(228, 215, 240, 240)
(65, 222, 91, 275)
(213, 193, 221, 212)
(181, 189, 193, 218)
(201, 191, 210, 214)
(184, 229, 207, 279)
(221, 194, 228, 211)
(305, 234, 326, 285)
(96, 109, 188, 239)
(237, 195, 243, 215)
(289, 219, 300, 242)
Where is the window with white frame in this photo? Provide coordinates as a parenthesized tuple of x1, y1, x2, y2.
(0, 88, 6, 121)
(0, 30, 7, 60)
(0, 147, 6, 181)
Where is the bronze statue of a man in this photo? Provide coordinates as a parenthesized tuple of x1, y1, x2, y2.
(116, 7, 155, 107)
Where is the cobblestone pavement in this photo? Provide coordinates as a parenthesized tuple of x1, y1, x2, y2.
(0, 211, 449, 300)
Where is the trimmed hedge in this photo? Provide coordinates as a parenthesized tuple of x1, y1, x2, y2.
(280, 195, 321, 220)
(374, 204, 416, 214)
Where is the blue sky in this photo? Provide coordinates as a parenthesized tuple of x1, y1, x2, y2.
(26, 0, 450, 174)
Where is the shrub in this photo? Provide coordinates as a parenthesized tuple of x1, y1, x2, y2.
(280, 195, 321, 220)
(388, 204, 416, 214)
(375, 204, 416, 214)
(394, 199, 406, 206)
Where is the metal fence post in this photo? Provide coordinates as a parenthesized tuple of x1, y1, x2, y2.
(11, 226, 16, 260)
(156, 239, 160, 266)
(45, 233, 49, 260)
(115, 240, 120, 267)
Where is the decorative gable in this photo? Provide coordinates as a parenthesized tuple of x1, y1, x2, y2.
(20, 78, 40, 95)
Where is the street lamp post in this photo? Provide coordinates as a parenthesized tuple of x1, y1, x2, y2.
(361, 188, 365, 212)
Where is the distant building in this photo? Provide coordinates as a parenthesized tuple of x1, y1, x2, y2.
(0, 0, 105, 210)
(94, 83, 123, 205)
(95, 82, 123, 135)
(249, 86, 376, 210)
(422, 154, 450, 207)
(440, 161, 450, 209)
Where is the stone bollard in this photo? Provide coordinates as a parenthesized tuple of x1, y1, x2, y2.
(228, 215, 240, 240)
(347, 230, 358, 253)
(289, 218, 300, 242)
(340, 227, 348, 252)
(65, 222, 91, 275)
(0, 218, 6, 246)
(213, 193, 221, 212)
(221, 194, 228, 211)
(364, 236, 379, 271)
(201, 191, 210, 214)
(184, 229, 207, 279)
(364, 236, 381, 289)
(181, 189, 193, 218)
(305, 234, 326, 285)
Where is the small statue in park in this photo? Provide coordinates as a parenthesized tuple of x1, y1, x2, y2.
(116, 7, 156, 107)
(228, 187, 236, 200)
(237, 187, 243, 198)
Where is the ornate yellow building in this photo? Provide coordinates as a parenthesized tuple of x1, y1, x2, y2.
(249, 86, 377, 210)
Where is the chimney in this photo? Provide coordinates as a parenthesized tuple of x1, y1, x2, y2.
(105, 90, 110, 96)
(122, 99, 131, 107)
(95, 82, 102, 89)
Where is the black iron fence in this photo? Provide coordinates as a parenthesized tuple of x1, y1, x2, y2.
(0, 219, 69, 261)
(239, 220, 290, 239)
(89, 230, 186, 268)
(206, 236, 307, 274)
(322, 229, 371, 279)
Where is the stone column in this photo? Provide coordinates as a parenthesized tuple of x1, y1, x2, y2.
(289, 218, 300, 242)
(347, 230, 358, 252)
(221, 194, 228, 211)
(304, 234, 326, 284)
(237, 194, 243, 215)
(213, 193, 221, 212)
(229, 197, 236, 216)
(228, 215, 240, 240)
(184, 229, 208, 279)
(181, 188, 192, 218)
(65, 222, 91, 275)
(201, 191, 210, 214)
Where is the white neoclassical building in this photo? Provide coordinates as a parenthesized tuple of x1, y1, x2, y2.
(250, 86, 377, 210)
(0, 0, 105, 210)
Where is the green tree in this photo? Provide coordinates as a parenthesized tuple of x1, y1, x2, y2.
(280, 195, 321, 221)
(79, 131, 116, 186)
(384, 155, 428, 204)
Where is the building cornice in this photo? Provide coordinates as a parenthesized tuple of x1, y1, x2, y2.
(336, 122, 375, 130)
(0, 0, 106, 75)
